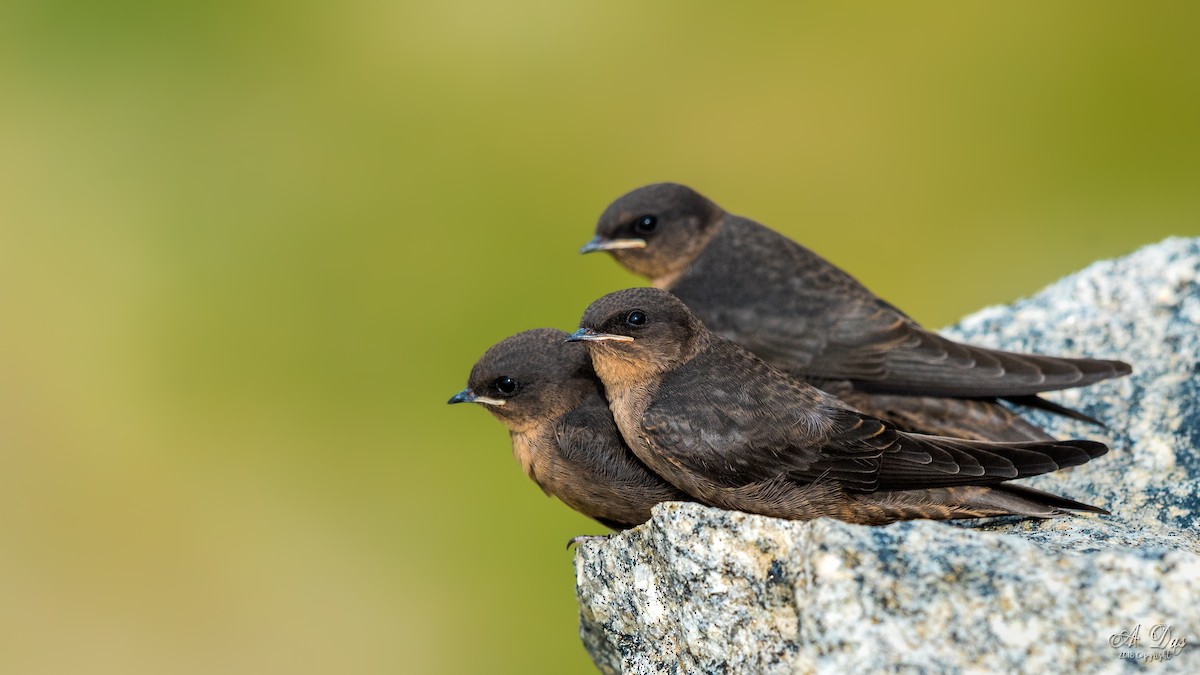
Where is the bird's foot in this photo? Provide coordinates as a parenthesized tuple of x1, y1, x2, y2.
(566, 534, 612, 550)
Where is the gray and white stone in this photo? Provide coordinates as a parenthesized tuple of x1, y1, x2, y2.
(575, 237, 1200, 674)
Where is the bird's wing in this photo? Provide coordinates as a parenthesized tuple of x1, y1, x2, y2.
(671, 221, 1130, 397)
(555, 403, 678, 490)
(641, 340, 1107, 493)
(718, 294, 1130, 397)
(836, 388, 1057, 442)
(869, 425, 1107, 491)
(638, 344, 884, 490)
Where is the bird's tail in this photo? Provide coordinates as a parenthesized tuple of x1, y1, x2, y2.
(845, 391, 1058, 442)
(876, 435, 1109, 490)
(1001, 394, 1106, 427)
(854, 483, 1108, 523)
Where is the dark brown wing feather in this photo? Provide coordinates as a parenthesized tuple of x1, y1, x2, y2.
(829, 384, 1057, 442)
(991, 483, 1109, 514)
(735, 295, 1131, 397)
(854, 484, 1108, 523)
(549, 400, 692, 529)
(857, 322, 1132, 397)
(640, 341, 883, 490)
(641, 337, 1108, 495)
(556, 402, 676, 489)
(670, 219, 1132, 399)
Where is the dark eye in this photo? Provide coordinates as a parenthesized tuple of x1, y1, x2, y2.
(494, 376, 519, 395)
(633, 215, 658, 234)
(625, 310, 647, 327)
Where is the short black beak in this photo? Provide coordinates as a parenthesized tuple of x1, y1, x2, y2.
(579, 235, 647, 254)
(579, 236, 607, 254)
(565, 328, 634, 343)
(447, 388, 475, 404)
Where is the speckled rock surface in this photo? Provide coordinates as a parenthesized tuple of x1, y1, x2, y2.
(574, 238, 1200, 674)
(943, 237, 1200, 535)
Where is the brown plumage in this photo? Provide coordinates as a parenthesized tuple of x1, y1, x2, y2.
(568, 288, 1109, 525)
(829, 385, 1057, 443)
(448, 328, 690, 529)
(580, 183, 1132, 441)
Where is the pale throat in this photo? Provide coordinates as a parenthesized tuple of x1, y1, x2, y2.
(652, 268, 684, 290)
(587, 348, 661, 447)
(652, 219, 725, 289)
(588, 349, 658, 395)
(508, 430, 537, 479)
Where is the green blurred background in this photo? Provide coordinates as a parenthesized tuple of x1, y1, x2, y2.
(1, 2, 1197, 673)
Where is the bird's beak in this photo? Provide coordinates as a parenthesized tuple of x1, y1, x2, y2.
(447, 389, 506, 406)
(565, 328, 635, 343)
(579, 235, 647, 254)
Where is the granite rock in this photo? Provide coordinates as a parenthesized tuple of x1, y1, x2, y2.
(574, 238, 1200, 673)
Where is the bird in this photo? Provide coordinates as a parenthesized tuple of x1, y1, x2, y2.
(448, 328, 691, 530)
(567, 287, 1110, 525)
(579, 182, 1132, 442)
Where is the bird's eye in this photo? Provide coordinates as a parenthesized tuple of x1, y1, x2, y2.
(625, 310, 647, 327)
(494, 376, 519, 395)
(633, 215, 658, 234)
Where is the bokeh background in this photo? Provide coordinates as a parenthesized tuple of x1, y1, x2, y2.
(1, 2, 1198, 673)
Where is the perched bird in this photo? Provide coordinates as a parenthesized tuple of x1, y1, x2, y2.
(567, 288, 1109, 525)
(580, 183, 1132, 442)
(448, 328, 691, 529)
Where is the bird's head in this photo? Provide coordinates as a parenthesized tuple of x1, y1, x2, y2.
(580, 183, 724, 281)
(448, 328, 599, 432)
(567, 288, 706, 385)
